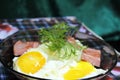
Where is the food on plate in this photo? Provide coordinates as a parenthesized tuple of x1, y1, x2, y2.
(82, 48, 101, 67)
(14, 40, 40, 56)
(13, 49, 47, 74)
(13, 23, 107, 80)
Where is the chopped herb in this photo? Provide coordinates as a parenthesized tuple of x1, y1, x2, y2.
(38, 23, 70, 51)
(38, 23, 85, 59)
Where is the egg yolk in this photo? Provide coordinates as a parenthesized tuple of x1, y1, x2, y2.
(17, 51, 46, 74)
(64, 61, 96, 80)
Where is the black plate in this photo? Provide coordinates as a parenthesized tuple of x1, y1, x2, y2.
(0, 30, 117, 80)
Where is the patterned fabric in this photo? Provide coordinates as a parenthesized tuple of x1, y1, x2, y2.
(0, 16, 119, 80)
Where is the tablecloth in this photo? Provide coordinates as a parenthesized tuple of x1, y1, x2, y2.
(0, 16, 120, 80)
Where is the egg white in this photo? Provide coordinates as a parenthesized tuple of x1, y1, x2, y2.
(28, 59, 107, 80)
(30, 60, 77, 80)
(81, 69, 107, 79)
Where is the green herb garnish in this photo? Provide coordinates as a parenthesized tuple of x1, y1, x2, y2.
(39, 23, 70, 51)
(38, 23, 84, 59)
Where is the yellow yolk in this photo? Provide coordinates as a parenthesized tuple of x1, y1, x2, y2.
(17, 51, 46, 74)
(64, 61, 96, 80)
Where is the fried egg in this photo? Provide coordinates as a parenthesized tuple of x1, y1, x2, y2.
(64, 61, 96, 80)
(13, 44, 107, 80)
(28, 60, 106, 80)
(13, 48, 48, 74)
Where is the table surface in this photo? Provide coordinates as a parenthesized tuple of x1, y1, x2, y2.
(0, 16, 120, 80)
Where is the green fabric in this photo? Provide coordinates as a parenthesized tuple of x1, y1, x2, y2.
(55, 0, 120, 36)
(0, 0, 120, 40)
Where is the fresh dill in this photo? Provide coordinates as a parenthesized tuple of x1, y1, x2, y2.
(38, 23, 70, 51)
(38, 23, 85, 59)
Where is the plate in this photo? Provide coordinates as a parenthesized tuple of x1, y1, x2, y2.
(0, 29, 117, 80)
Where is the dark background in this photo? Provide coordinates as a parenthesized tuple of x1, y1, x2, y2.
(0, 0, 120, 51)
